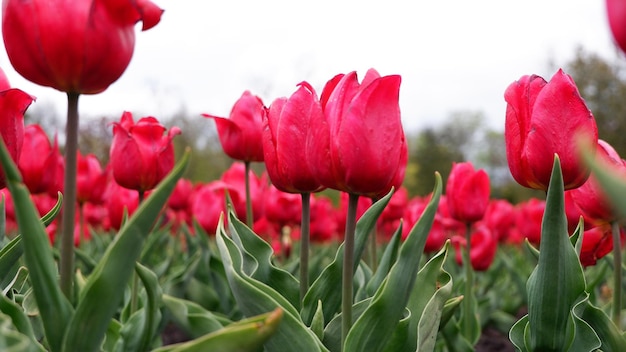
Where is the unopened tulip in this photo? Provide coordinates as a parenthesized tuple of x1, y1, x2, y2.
(263, 82, 324, 193)
(18, 124, 59, 194)
(606, 0, 626, 54)
(570, 139, 626, 225)
(504, 69, 598, 190)
(110, 111, 180, 192)
(309, 69, 407, 198)
(2, 0, 163, 94)
(0, 79, 34, 189)
(579, 225, 615, 267)
(203, 91, 265, 162)
(452, 225, 498, 271)
(76, 151, 107, 205)
(446, 162, 490, 223)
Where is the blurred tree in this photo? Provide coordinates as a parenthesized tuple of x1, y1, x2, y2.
(564, 46, 626, 156)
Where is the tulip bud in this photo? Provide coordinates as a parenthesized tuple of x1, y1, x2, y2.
(504, 69, 598, 190)
(445, 162, 490, 223)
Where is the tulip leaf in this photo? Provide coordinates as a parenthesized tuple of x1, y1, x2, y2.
(0, 310, 42, 352)
(365, 221, 403, 296)
(216, 215, 327, 351)
(523, 155, 588, 351)
(152, 308, 283, 352)
(228, 210, 300, 309)
(0, 135, 73, 352)
(580, 142, 626, 220)
(0, 293, 43, 350)
(416, 243, 453, 352)
(344, 172, 441, 352)
(162, 294, 227, 338)
(301, 189, 394, 325)
(575, 295, 626, 351)
(61, 149, 190, 352)
(0, 236, 23, 286)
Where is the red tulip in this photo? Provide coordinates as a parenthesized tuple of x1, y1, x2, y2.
(189, 181, 234, 235)
(0, 85, 34, 189)
(2, 0, 163, 94)
(570, 139, 626, 225)
(504, 69, 598, 190)
(515, 198, 545, 245)
(167, 178, 194, 211)
(203, 91, 265, 162)
(264, 184, 302, 227)
(309, 195, 339, 243)
(308, 69, 407, 198)
(483, 199, 517, 242)
(606, 0, 626, 54)
(452, 225, 498, 271)
(18, 124, 59, 194)
(76, 151, 107, 205)
(220, 162, 266, 222)
(105, 180, 139, 231)
(445, 162, 490, 223)
(110, 111, 180, 192)
(263, 82, 325, 193)
(579, 225, 616, 267)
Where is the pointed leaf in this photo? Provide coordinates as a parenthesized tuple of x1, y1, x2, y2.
(365, 222, 402, 296)
(162, 294, 227, 338)
(344, 173, 442, 352)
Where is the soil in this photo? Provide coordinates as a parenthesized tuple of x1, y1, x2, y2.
(475, 326, 516, 352)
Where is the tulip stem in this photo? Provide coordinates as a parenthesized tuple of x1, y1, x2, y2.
(462, 222, 475, 342)
(244, 161, 253, 228)
(59, 92, 80, 300)
(341, 193, 359, 349)
(130, 190, 146, 315)
(300, 192, 311, 304)
(611, 220, 622, 327)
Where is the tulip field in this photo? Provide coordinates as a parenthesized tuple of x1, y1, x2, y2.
(2, 1, 626, 352)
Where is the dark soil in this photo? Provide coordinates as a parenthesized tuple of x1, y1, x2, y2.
(475, 326, 515, 352)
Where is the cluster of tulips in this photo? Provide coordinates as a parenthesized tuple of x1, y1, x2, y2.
(1, 0, 626, 351)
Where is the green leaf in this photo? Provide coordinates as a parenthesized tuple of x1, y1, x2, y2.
(416, 244, 453, 352)
(0, 310, 42, 352)
(0, 236, 23, 287)
(311, 300, 325, 341)
(365, 222, 403, 296)
(162, 294, 228, 338)
(575, 296, 626, 351)
(525, 155, 587, 351)
(344, 173, 442, 352)
(0, 293, 44, 350)
(216, 216, 327, 351)
(0, 133, 73, 352)
(228, 211, 300, 309)
(301, 189, 394, 325)
(61, 149, 190, 352)
(152, 308, 283, 352)
(509, 314, 529, 352)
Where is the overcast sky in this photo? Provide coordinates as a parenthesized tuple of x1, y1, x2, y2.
(0, 0, 622, 133)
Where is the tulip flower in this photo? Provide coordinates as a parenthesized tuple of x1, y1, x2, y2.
(515, 198, 546, 245)
(105, 180, 139, 231)
(203, 90, 266, 226)
(483, 199, 517, 243)
(110, 111, 180, 194)
(504, 69, 598, 190)
(18, 124, 59, 194)
(452, 225, 498, 271)
(570, 140, 626, 225)
(203, 91, 266, 163)
(606, 0, 626, 55)
(263, 82, 325, 194)
(310, 69, 406, 198)
(446, 162, 490, 224)
(2, 0, 163, 94)
(309, 68, 406, 342)
(579, 225, 615, 267)
(76, 152, 107, 205)
(0, 76, 35, 189)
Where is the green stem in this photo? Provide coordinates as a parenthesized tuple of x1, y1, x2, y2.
(300, 192, 311, 304)
(612, 220, 622, 327)
(369, 197, 378, 273)
(244, 161, 253, 228)
(341, 193, 359, 350)
(462, 222, 474, 341)
(130, 190, 145, 315)
(59, 92, 80, 300)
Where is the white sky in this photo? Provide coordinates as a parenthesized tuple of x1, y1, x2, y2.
(0, 0, 621, 132)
